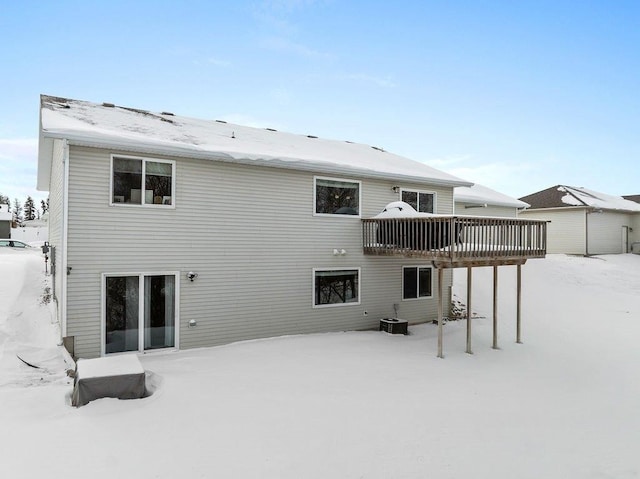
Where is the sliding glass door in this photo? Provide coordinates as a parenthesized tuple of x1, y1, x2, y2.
(105, 274, 177, 354)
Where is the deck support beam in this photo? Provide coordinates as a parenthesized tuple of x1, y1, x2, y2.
(466, 266, 472, 354)
(516, 263, 522, 344)
(437, 267, 444, 359)
(492, 265, 499, 350)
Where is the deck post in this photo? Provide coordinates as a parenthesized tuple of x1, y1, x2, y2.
(492, 265, 499, 350)
(466, 266, 472, 354)
(516, 263, 522, 344)
(437, 267, 444, 358)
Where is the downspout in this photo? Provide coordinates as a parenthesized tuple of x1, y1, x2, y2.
(61, 139, 70, 339)
(585, 208, 589, 256)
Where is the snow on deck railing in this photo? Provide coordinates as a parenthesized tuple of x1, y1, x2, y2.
(362, 216, 547, 263)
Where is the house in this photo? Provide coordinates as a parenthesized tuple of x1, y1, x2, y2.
(519, 185, 640, 255)
(11, 213, 49, 244)
(0, 203, 11, 238)
(38, 95, 546, 359)
(454, 183, 529, 217)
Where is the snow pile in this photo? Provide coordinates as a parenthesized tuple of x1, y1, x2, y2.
(1, 252, 639, 478)
(40, 96, 472, 187)
(559, 185, 640, 212)
(0, 248, 66, 389)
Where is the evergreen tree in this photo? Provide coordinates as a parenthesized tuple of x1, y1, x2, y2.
(24, 196, 36, 221)
(12, 198, 23, 226)
(41, 197, 49, 215)
(0, 192, 9, 205)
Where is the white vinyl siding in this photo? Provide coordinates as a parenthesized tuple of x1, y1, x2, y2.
(519, 208, 636, 255)
(63, 146, 454, 358)
(519, 208, 586, 254)
(587, 211, 634, 255)
(632, 215, 640, 252)
(454, 202, 520, 218)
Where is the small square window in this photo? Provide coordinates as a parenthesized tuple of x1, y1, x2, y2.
(314, 177, 360, 216)
(403, 266, 433, 300)
(401, 189, 435, 213)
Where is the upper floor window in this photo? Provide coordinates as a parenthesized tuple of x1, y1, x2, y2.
(111, 156, 175, 206)
(401, 189, 435, 213)
(314, 177, 360, 216)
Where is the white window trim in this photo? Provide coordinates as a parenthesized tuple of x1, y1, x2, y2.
(100, 271, 181, 356)
(399, 188, 437, 214)
(312, 267, 361, 308)
(110, 154, 176, 208)
(313, 176, 362, 218)
(401, 265, 434, 301)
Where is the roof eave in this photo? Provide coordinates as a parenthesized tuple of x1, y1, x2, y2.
(456, 197, 529, 208)
(37, 111, 54, 191)
(41, 130, 473, 188)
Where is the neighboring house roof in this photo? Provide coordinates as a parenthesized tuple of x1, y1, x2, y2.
(623, 194, 640, 204)
(38, 95, 472, 191)
(520, 185, 640, 213)
(454, 183, 529, 209)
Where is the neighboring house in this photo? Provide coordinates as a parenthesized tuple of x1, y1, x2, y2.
(11, 213, 49, 244)
(0, 203, 11, 238)
(454, 183, 529, 218)
(624, 195, 640, 253)
(38, 95, 478, 359)
(519, 185, 640, 255)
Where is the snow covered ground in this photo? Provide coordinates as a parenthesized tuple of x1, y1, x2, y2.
(1, 248, 639, 479)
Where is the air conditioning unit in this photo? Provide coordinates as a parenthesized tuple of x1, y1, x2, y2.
(379, 318, 408, 335)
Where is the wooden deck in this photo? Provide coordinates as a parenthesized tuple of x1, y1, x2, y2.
(362, 216, 547, 267)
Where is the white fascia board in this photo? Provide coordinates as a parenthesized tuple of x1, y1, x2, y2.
(37, 120, 54, 192)
(520, 206, 588, 213)
(456, 196, 529, 208)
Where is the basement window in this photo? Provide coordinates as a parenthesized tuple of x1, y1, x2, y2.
(402, 266, 433, 300)
(313, 268, 360, 307)
(111, 156, 175, 206)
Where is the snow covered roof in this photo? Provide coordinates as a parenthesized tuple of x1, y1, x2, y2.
(454, 183, 529, 209)
(38, 95, 472, 191)
(520, 185, 640, 213)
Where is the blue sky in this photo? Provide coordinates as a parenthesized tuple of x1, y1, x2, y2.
(1, 0, 639, 206)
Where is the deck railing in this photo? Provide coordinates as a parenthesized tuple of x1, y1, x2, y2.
(362, 216, 547, 265)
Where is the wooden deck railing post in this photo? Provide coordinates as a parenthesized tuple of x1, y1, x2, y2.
(437, 267, 444, 359)
(492, 265, 499, 350)
(516, 263, 522, 344)
(466, 266, 472, 354)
